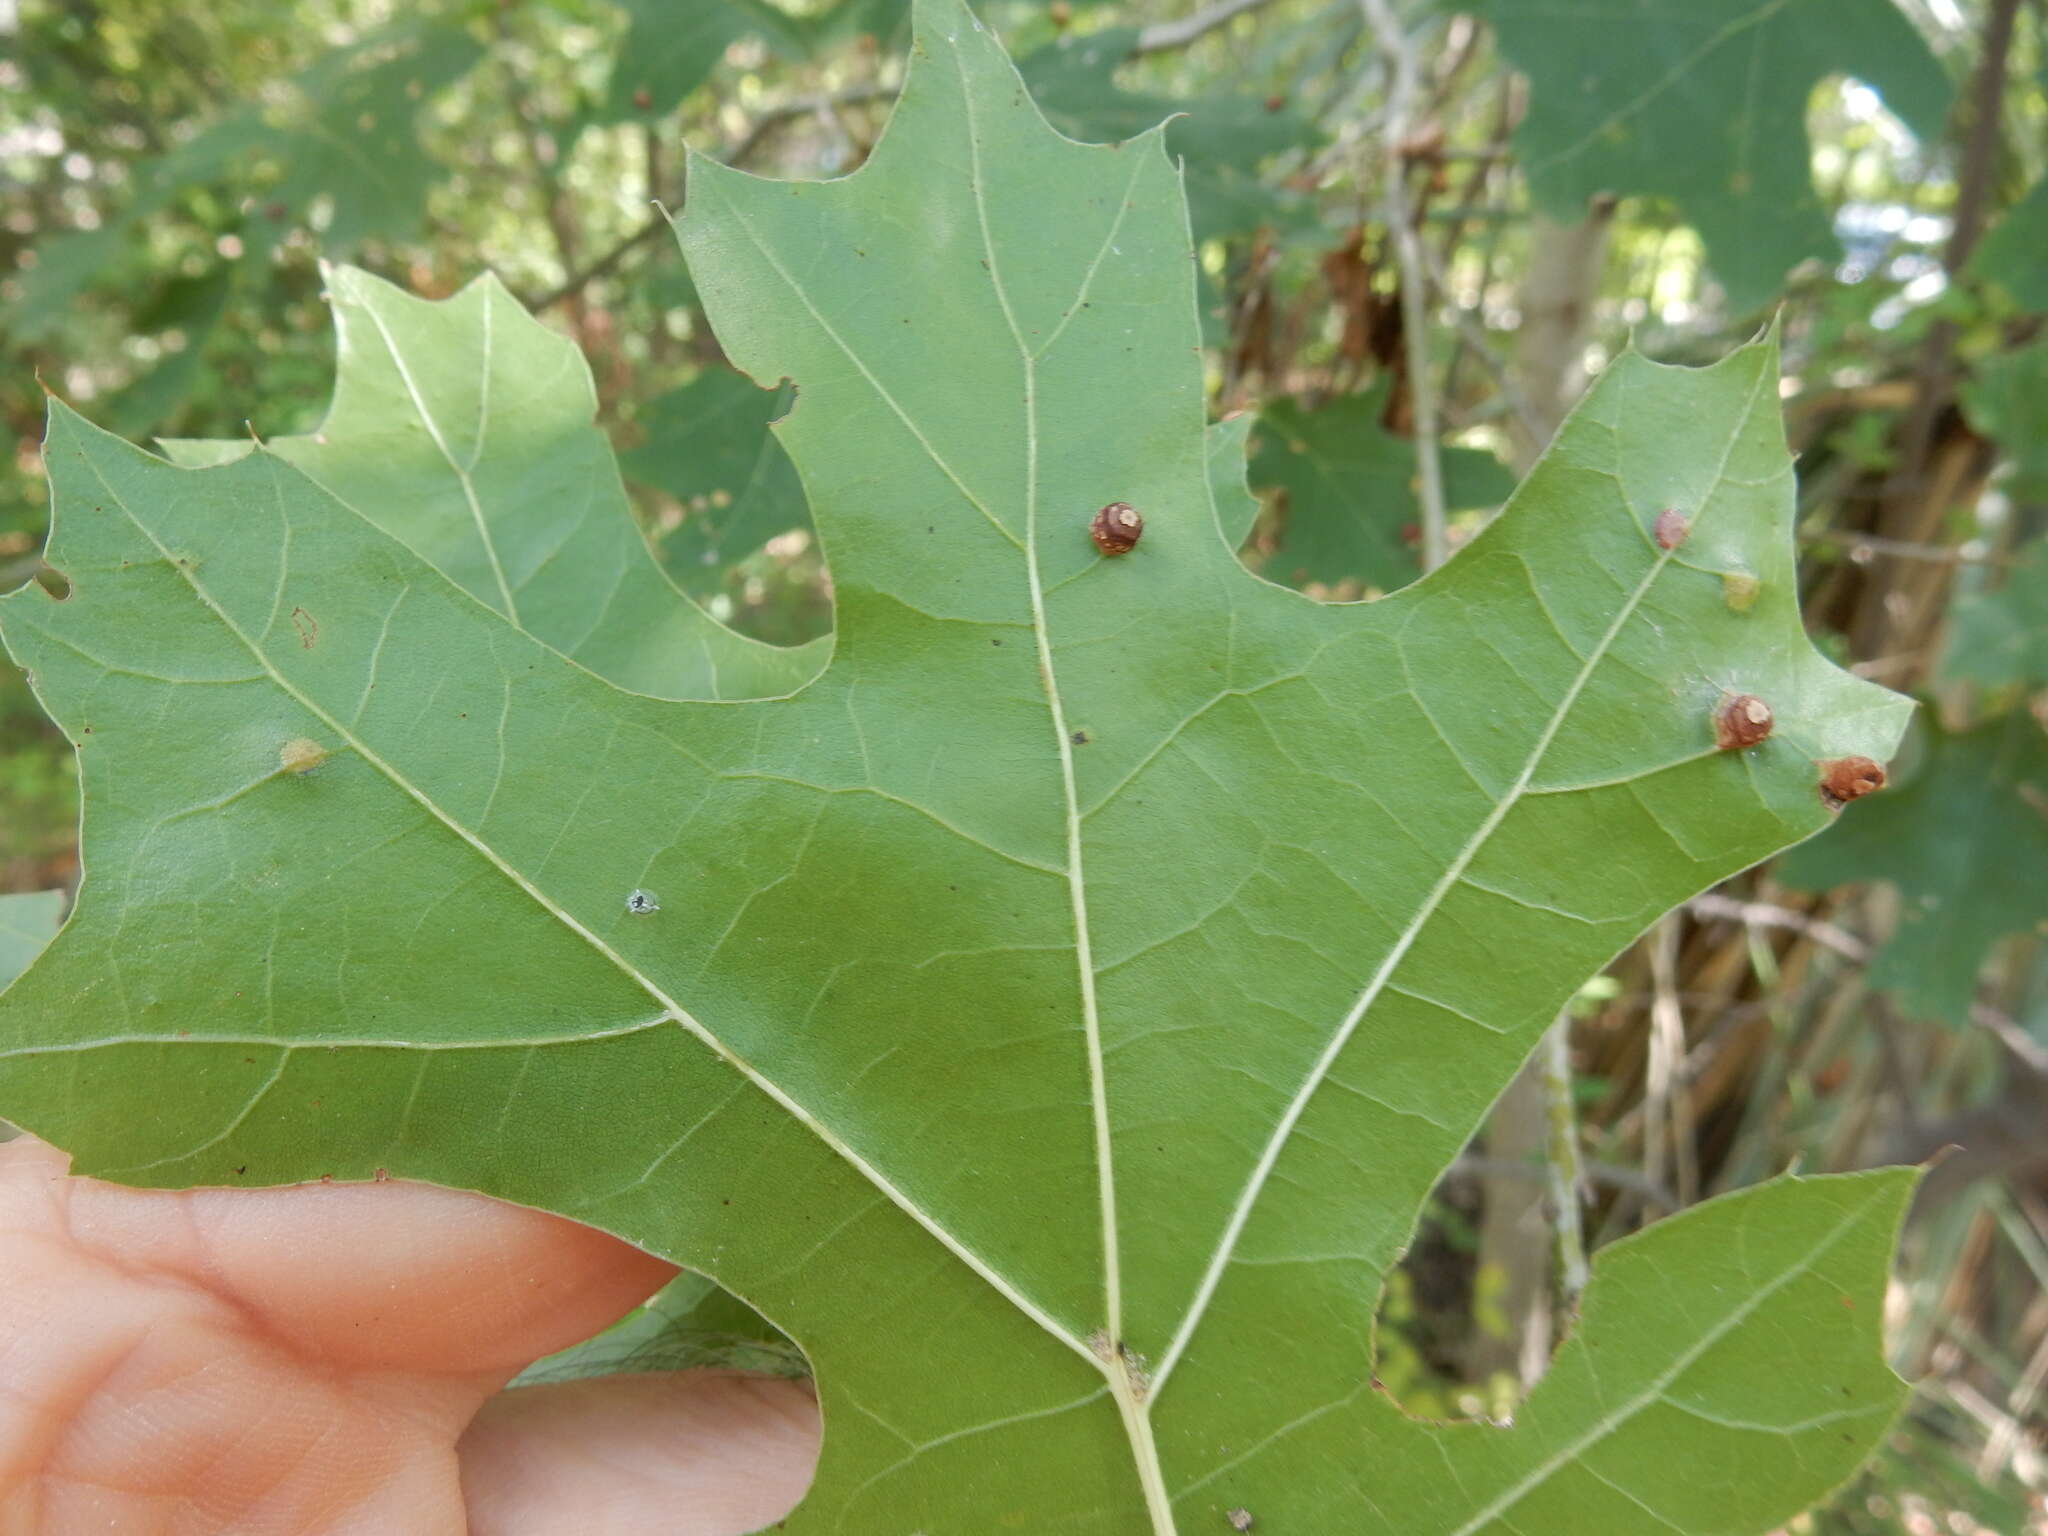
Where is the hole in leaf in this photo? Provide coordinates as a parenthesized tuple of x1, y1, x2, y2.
(491, 1269, 819, 1524)
(32, 564, 71, 601)
(1376, 1134, 1576, 1424)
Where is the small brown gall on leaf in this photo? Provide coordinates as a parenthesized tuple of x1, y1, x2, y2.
(1227, 1511, 1255, 1532)
(1714, 694, 1773, 750)
(1722, 571, 1760, 612)
(1819, 755, 1886, 809)
(279, 737, 327, 775)
(1090, 502, 1143, 555)
(1653, 508, 1688, 549)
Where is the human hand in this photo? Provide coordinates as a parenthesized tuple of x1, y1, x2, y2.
(0, 1134, 818, 1534)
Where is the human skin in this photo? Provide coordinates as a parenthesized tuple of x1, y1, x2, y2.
(0, 1134, 819, 1534)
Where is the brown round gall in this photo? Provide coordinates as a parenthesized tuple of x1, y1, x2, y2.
(1714, 694, 1773, 750)
(1819, 755, 1886, 809)
(1654, 509, 1689, 550)
(1090, 502, 1143, 555)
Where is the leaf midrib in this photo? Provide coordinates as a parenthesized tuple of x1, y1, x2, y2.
(72, 440, 1100, 1375)
(349, 278, 523, 623)
(1442, 1180, 1886, 1536)
(1152, 354, 1775, 1394)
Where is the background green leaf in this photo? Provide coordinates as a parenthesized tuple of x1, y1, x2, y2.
(1247, 381, 1517, 591)
(619, 369, 812, 591)
(1959, 335, 2048, 504)
(1478, 0, 1952, 310)
(1781, 714, 2048, 1026)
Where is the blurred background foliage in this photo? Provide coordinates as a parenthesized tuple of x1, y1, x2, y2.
(2, 0, 2045, 1529)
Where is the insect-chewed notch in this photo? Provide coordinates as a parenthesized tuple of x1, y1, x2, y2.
(1090, 502, 1143, 555)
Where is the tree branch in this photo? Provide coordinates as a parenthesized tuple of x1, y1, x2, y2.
(1133, 0, 1283, 55)
(1360, 0, 1447, 572)
(526, 85, 897, 313)
(1897, 0, 2022, 480)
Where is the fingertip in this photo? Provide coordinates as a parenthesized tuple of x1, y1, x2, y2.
(62, 1170, 677, 1376)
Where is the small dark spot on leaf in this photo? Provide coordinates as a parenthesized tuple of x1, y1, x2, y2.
(1071, 730, 1090, 745)
(233, 1165, 247, 1176)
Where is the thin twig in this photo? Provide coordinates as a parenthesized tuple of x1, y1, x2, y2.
(1412, 236, 1546, 443)
(1360, 0, 1447, 571)
(1799, 529, 2013, 567)
(1539, 1020, 1590, 1309)
(493, 18, 583, 285)
(1448, 1154, 1676, 1211)
(1896, 0, 2021, 481)
(1685, 893, 1869, 962)
(1133, 0, 1284, 54)
(528, 85, 898, 312)
(1645, 915, 1698, 1206)
(1973, 1003, 2048, 1079)
(1687, 892, 2048, 1079)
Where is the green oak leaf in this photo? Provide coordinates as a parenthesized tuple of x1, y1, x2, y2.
(598, 0, 802, 122)
(1959, 334, 2048, 504)
(0, 892, 62, 992)
(1943, 538, 2048, 692)
(1972, 172, 2048, 314)
(619, 370, 813, 591)
(1248, 381, 1518, 591)
(161, 264, 823, 702)
(616, 371, 1256, 592)
(1476, 0, 1951, 311)
(1781, 714, 2048, 1026)
(0, 3, 1917, 1529)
